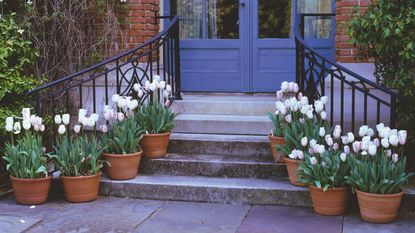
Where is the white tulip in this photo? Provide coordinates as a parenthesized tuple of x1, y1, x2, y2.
(128, 99, 139, 110)
(359, 125, 369, 137)
(352, 141, 361, 153)
(381, 138, 389, 148)
(62, 114, 70, 125)
(368, 142, 377, 156)
(320, 96, 328, 105)
(78, 109, 87, 119)
(284, 114, 292, 123)
(275, 101, 285, 111)
(288, 151, 297, 159)
(87, 118, 96, 127)
(297, 92, 303, 100)
(117, 98, 127, 108)
(91, 113, 99, 122)
(367, 128, 375, 137)
(376, 123, 385, 133)
(293, 83, 299, 93)
(309, 139, 317, 147)
(154, 75, 161, 82)
(163, 90, 170, 99)
(297, 150, 304, 160)
(332, 143, 339, 150)
(111, 94, 120, 103)
(314, 101, 324, 113)
(22, 108, 31, 120)
(166, 84, 172, 93)
(386, 149, 392, 157)
(392, 153, 399, 163)
(389, 134, 399, 147)
(74, 124, 81, 134)
(398, 130, 407, 145)
(81, 117, 89, 127)
(341, 136, 349, 145)
(276, 90, 284, 100)
(333, 125, 342, 138)
(317, 145, 325, 154)
(133, 83, 141, 92)
(319, 127, 326, 137)
(340, 153, 347, 162)
(5, 123, 13, 132)
(6, 116, 13, 126)
(22, 120, 31, 130)
(58, 124, 66, 135)
(29, 115, 37, 126)
(100, 124, 108, 133)
(347, 132, 355, 143)
(13, 122, 21, 134)
(117, 112, 125, 121)
(103, 105, 111, 113)
(310, 156, 318, 165)
(39, 124, 45, 132)
(378, 127, 391, 139)
(34, 124, 40, 132)
(325, 135, 334, 147)
(306, 110, 314, 119)
(54, 115, 62, 125)
(281, 81, 289, 93)
(159, 81, 166, 89)
(150, 82, 157, 91)
(138, 90, 144, 98)
(280, 107, 288, 116)
(344, 145, 350, 155)
(361, 136, 371, 150)
(320, 111, 327, 120)
(300, 96, 309, 106)
(301, 137, 308, 147)
(104, 111, 112, 121)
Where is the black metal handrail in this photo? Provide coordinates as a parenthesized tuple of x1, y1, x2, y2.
(294, 13, 402, 132)
(27, 16, 181, 116)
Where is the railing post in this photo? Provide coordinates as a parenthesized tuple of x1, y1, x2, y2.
(173, 20, 182, 100)
(390, 96, 397, 128)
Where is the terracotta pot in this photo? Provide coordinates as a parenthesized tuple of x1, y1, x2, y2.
(356, 189, 403, 223)
(309, 186, 349, 216)
(60, 172, 101, 203)
(102, 151, 142, 180)
(140, 132, 171, 159)
(10, 175, 52, 205)
(284, 157, 306, 187)
(268, 134, 286, 163)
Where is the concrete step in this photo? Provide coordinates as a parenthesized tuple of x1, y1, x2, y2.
(168, 133, 272, 157)
(171, 93, 276, 116)
(139, 153, 287, 179)
(99, 174, 311, 206)
(174, 114, 272, 135)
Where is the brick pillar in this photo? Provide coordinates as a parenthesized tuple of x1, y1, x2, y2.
(125, 0, 160, 49)
(335, 0, 371, 62)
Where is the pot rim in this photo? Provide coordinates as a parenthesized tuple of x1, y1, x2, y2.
(268, 134, 284, 139)
(284, 157, 303, 164)
(309, 185, 349, 192)
(60, 172, 102, 180)
(356, 188, 404, 197)
(10, 175, 52, 181)
(142, 132, 171, 137)
(102, 150, 143, 157)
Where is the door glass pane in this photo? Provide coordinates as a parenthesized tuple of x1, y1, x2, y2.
(207, 0, 239, 39)
(171, 0, 203, 39)
(258, 0, 292, 38)
(297, 0, 333, 39)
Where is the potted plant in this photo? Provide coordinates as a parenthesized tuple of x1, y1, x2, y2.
(346, 124, 413, 223)
(278, 94, 329, 186)
(298, 128, 351, 216)
(126, 76, 177, 159)
(51, 110, 108, 203)
(3, 109, 50, 205)
(267, 82, 299, 163)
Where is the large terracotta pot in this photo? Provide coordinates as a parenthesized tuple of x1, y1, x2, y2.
(309, 186, 349, 216)
(10, 175, 52, 205)
(140, 132, 171, 159)
(102, 151, 142, 180)
(284, 157, 306, 187)
(268, 134, 286, 163)
(356, 189, 403, 223)
(60, 172, 101, 203)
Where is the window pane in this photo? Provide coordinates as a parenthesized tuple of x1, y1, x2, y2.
(172, 0, 203, 39)
(258, 0, 292, 38)
(297, 0, 333, 39)
(207, 0, 239, 39)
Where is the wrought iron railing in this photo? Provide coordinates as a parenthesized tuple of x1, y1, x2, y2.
(295, 13, 402, 132)
(27, 16, 181, 117)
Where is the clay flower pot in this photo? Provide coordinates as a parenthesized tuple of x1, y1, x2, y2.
(309, 186, 349, 216)
(268, 134, 286, 163)
(102, 151, 142, 180)
(284, 157, 306, 187)
(60, 172, 101, 203)
(140, 132, 171, 159)
(10, 175, 52, 205)
(356, 189, 403, 223)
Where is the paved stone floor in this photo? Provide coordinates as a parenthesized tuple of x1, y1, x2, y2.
(0, 195, 414, 233)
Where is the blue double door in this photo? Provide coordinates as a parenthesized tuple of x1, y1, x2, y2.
(166, 0, 334, 92)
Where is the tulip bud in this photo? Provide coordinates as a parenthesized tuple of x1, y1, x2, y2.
(281, 81, 289, 93)
(352, 141, 361, 153)
(301, 137, 308, 147)
(368, 142, 377, 156)
(306, 110, 313, 119)
(320, 111, 327, 120)
(58, 124, 66, 135)
(341, 136, 349, 145)
(322, 161, 327, 167)
(389, 134, 399, 147)
(100, 124, 108, 134)
(392, 153, 399, 163)
(112, 94, 120, 103)
(386, 149, 392, 157)
(133, 83, 141, 92)
(398, 130, 407, 145)
(340, 153, 347, 162)
(344, 145, 350, 155)
(319, 127, 326, 137)
(118, 112, 125, 121)
(359, 125, 369, 137)
(62, 114, 70, 125)
(276, 90, 284, 100)
(332, 143, 339, 150)
(373, 138, 380, 147)
(293, 83, 299, 93)
(74, 124, 81, 134)
(347, 132, 355, 143)
(54, 115, 62, 125)
(22, 108, 31, 121)
(310, 156, 318, 165)
(284, 114, 292, 123)
(309, 139, 317, 147)
(320, 96, 328, 105)
(297, 150, 304, 160)
(22, 120, 31, 130)
(380, 137, 389, 148)
(13, 122, 21, 134)
(40, 124, 45, 132)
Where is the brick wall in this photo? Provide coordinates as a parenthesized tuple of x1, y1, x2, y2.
(336, 0, 371, 62)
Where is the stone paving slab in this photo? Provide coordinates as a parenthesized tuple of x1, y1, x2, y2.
(133, 201, 250, 233)
(342, 213, 415, 233)
(0, 215, 41, 233)
(236, 205, 343, 233)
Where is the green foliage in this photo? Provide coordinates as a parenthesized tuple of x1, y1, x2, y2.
(102, 118, 144, 154)
(346, 153, 413, 194)
(298, 150, 350, 191)
(51, 135, 108, 177)
(135, 102, 177, 134)
(267, 112, 285, 137)
(3, 134, 48, 179)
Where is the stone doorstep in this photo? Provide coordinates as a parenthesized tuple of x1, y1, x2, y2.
(139, 153, 287, 179)
(168, 133, 273, 157)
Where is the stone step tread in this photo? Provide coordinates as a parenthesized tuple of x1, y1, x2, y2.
(175, 114, 270, 122)
(148, 153, 276, 164)
(101, 174, 303, 191)
(170, 133, 269, 142)
(178, 93, 276, 102)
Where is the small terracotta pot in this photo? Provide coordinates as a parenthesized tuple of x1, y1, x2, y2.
(356, 189, 403, 223)
(140, 132, 171, 159)
(309, 186, 349, 216)
(60, 172, 101, 203)
(268, 134, 286, 163)
(102, 151, 142, 180)
(10, 175, 52, 205)
(284, 158, 306, 187)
